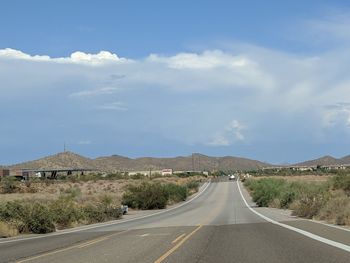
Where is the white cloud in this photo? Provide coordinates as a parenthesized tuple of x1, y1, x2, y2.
(323, 103, 350, 127)
(208, 119, 245, 146)
(96, 102, 128, 111)
(69, 87, 119, 98)
(208, 134, 230, 146)
(2, 32, 350, 150)
(148, 50, 249, 69)
(0, 48, 129, 65)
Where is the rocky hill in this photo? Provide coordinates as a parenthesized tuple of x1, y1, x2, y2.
(10, 152, 98, 170)
(294, 155, 350, 166)
(10, 152, 269, 172)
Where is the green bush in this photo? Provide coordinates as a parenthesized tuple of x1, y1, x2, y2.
(26, 203, 56, 234)
(50, 196, 83, 228)
(82, 204, 121, 223)
(1, 177, 19, 193)
(317, 192, 350, 225)
(332, 174, 350, 196)
(122, 182, 169, 209)
(0, 201, 55, 234)
(163, 184, 188, 203)
(249, 178, 285, 207)
(186, 181, 200, 191)
(292, 184, 329, 219)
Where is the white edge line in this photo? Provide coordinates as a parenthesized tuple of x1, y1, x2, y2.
(236, 181, 350, 253)
(0, 181, 211, 245)
(304, 218, 350, 233)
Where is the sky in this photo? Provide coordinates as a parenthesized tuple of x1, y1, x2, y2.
(1, 0, 350, 164)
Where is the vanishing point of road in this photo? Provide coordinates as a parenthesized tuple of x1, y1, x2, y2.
(0, 178, 349, 263)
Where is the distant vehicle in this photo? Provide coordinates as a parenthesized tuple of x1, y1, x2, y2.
(121, 205, 128, 215)
(229, 175, 235, 180)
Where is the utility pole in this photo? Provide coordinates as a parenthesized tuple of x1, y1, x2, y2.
(64, 142, 66, 152)
(192, 153, 195, 172)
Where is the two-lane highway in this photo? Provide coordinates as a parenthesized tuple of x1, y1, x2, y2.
(0, 178, 349, 263)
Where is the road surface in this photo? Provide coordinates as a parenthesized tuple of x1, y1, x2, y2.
(0, 178, 349, 263)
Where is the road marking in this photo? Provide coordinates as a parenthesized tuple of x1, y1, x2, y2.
(171, 233, 186, 244)
(77, 236, 109, 248)
(1, 181, 211, 245)
(154, 225, 202, 263)
(140, 233, 150, 237)
(16, 230, 129, 263)
(236, 181, 350, 253)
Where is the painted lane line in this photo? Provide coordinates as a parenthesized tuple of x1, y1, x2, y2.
(236, 181, 350, 253)
(16, 230, 129, 263)
(154, 225, 202, 263)
(77, 237, 108, 248)
(171, 233, 186, 244)
(1, 181, 211, 245)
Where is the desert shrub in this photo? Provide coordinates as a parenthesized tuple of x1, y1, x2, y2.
(317, 192, 350, 225)
(0, 200, 29, 224)
(61, 186, 82, 200)
(106, 173, 127, 180)
(129, 173, 146, 180)
(50, 196, 83, 228)
(25, 203, 55, 234)
(291, 183, 329, 219)
(0, 221, 18, 237)
(249, 178, 285, 207)
(83, 204, 106, 223)
(278, 182, 301, 209)
(1, 177, 19, 193)
(82, 203, 121, 223)
(0, 201, 55, 234)
(122, 182, 169, 209)
(186, 181, 200, 192)
(331, 174, 350, 196)
(163, 184, 188, 203)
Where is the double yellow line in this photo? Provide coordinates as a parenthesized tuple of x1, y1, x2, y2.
(154, 225, 203, 263)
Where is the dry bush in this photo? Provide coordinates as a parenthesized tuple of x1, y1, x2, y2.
(317, 191, 350, 225)
(0, 221, 18, 237)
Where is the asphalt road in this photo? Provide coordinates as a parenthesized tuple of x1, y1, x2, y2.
(0, 178, 349, 263)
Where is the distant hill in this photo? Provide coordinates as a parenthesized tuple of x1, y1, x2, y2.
(10, 152, 98, 170)
(295, 155, 350, 166)
(9, 152, 269, 172)
(95, 153, 269, 172)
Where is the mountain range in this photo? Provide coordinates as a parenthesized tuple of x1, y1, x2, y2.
(9, 151, 268, 172)
(5, 152, 350, 172)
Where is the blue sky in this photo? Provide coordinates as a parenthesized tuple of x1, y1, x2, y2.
(1, 0, 350, 164)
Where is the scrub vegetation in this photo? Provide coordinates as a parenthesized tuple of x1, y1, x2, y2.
(0, 175, 205, 236)
(122, 180, 200, 209)
(244, 174, 350, 226)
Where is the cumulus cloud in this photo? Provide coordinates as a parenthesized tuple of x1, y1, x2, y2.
(0, 48, 129, 65)
(1, 30, 350, 157)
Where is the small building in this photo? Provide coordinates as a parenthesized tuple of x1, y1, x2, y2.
(161, 169, 173, 176)
(0, 169, 10, 178)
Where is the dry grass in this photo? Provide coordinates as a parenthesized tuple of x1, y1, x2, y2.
(258, 175, 331, 182)
(0, 176, 206, 204)
(0, 221, 18, 238)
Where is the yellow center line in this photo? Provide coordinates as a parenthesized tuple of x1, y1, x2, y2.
(77, 236, 109, 248)
(154, 225, 203, 263)
(16, 230, 129, 263)
(171, 233, 186, 244)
